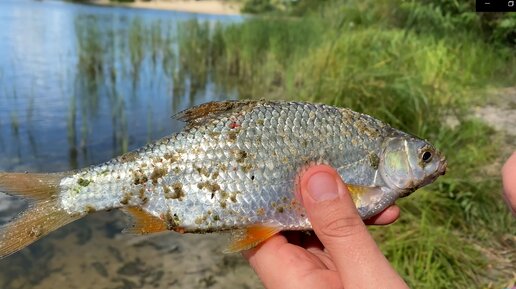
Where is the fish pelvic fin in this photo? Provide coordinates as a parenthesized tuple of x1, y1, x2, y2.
(122, 207, 168, 235)
(224, 224, 281, 253)
(0, 172, 82, 258)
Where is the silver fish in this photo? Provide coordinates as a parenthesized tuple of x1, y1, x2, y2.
(0, 100, 446, 256)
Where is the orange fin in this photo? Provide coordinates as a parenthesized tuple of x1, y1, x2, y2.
(0, 172, 80, 258)
(346, 184, 385, 207)
(0, 201, 80, 258)
(122, 207, 168, 235)
(0, 172, 69, 200)
(224, 224, 281, 253)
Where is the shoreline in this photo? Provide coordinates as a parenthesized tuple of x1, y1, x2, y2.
(87, 0, 242, 15)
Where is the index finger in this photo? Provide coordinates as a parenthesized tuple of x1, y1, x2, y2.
(502, 152, 516, 214)
(242, 234, 341, 289)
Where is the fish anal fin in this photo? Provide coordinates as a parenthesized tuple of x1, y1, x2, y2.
(173, 100, 261, 124)
(122, 207, 168, 235)
(0, 200, 80, 258)
(224, 224, 281, 253)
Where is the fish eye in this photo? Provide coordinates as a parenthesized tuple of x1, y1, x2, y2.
(421, 151, 432, 163)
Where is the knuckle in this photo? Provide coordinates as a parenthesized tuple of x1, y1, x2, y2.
(314, 204, 366, 239)
(318, 217, 365, 239)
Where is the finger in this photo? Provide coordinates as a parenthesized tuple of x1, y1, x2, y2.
(242, 234, 336, 289)
(299, 165, 409, 289)
(502, 152, 516, 215)
(364, 205, 400, 225)
(306, 247, 336, 271)
(242, 234, 287, 266)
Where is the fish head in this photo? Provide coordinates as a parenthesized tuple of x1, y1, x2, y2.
(380, 136, 447, 196)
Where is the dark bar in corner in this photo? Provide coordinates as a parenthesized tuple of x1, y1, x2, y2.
(476, 0, 516, 12)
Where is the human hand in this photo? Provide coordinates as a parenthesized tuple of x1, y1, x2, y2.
(243, 165, 409, 289)
(502, 152, 516, 215)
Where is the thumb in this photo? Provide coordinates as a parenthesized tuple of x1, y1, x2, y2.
(299, 165, 410, 288)
(300, 165, 369, 247)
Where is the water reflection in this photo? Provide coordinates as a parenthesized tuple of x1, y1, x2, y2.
(0, 1, 253, 288)
(0, 0, 241, 171)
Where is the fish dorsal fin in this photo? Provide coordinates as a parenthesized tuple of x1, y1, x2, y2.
(173, 100, 261, 124)
(122, 207, 168, 235)
(224, 224, 281, 253)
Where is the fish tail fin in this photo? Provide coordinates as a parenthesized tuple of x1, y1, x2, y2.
(0, 172, 82, 258)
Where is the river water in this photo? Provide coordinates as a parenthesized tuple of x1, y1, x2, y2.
(0, 1, 261, 288)
(0, 0, 243, 171)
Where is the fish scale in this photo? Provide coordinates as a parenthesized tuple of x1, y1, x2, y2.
(66, 102, 390, 227)
(99, 104, 342, 225)
(0, 100, 446, 257)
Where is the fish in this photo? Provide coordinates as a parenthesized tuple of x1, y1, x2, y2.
(0, 100, 447, 257)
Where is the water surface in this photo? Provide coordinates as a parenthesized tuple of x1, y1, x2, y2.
(0, 0, 241, 171)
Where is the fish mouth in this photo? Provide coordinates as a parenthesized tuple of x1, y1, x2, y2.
(420, 155, 447, 187)
(399, 155, 447, 198)
(438, 156, 447, 176)
(398, 188, 416, 198)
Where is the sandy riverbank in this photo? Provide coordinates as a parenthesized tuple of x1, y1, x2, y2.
(0, 208, 262, 289)
(89, 0, 242, 15)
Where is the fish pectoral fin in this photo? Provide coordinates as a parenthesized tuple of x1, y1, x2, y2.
(122, 207, 168, 235)
(224, 224, 281, 253)
(346, 184, 385, 206)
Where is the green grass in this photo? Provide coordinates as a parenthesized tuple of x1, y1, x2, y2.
(170, 1, 515, 287)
